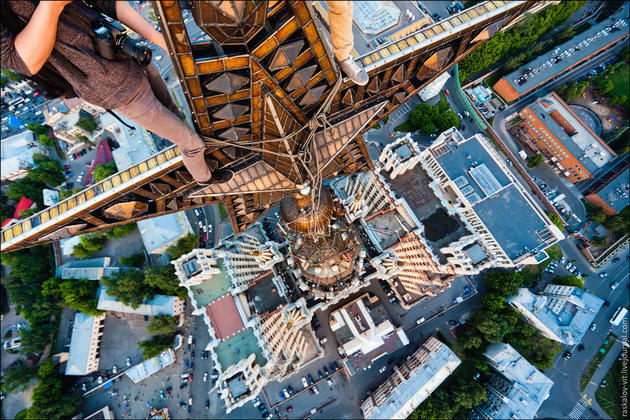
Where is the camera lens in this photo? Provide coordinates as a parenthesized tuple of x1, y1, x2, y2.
(120, 36, 152, 67)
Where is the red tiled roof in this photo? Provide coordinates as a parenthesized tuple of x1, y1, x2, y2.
(206, 294, 245, 341)
(14, 197, 35, 219)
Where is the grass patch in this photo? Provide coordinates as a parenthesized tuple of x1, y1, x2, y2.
(217, 202, 228, 220)
(580, 332, 618, 391)
(606, 63, 629, 107)
(393, 120, 416, 132)
(596, 358, 623, 419)
(484, 72, 501, 89)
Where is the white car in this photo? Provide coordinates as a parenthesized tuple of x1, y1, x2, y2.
(112, 365, 118, 374)
(302, 377, 308, 388)
(312, 385, 319, 395)
(97, 376, 103, 384)
(203, 372, 208, 382)
(126, 357, 131, 367)
(560, 257, 567, 265)
(599, 272, 608, 278)
(188, 335, 193, 345)
(590, 323, 597, 331)
(416, 317, 426, 325)
(379, 366, 387, 373)
(155, 55, 163, 61)
(188, 397, 193, 405)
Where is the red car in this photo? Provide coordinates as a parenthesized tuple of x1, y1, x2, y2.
(33, 92, 39, 97)
(189, 374, 193, 382)
(444, 89, 450, 96)
(286, 406, 293, 413)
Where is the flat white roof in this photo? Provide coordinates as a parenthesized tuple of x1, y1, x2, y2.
(65, 313, 101, 376)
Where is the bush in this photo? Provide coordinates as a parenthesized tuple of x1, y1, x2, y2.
(37, 134, 55, 147)
(92, 161, 118, 182)
(138, 335, 173, 359)
(547, 212, 565, 231)
(526, 153, 544, 168)
(119, 252, 146, 268)
(77, 117, 98, 133)
(553, 275, 584, 289)
(72, 233, 106, 259)
(166, 233, 198, 260)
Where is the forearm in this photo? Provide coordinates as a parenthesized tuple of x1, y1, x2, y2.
(116, 2, 167, 51)
(13, 2, 67, 75)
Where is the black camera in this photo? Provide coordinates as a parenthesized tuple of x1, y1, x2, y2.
(91, 16, 152, 66)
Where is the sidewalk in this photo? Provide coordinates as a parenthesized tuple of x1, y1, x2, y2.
(582, 341, 622, 419)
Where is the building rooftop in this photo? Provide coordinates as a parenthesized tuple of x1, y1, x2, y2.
(592, 167, 629, 213)
(137, 212, 192, 255)
(125, 348, 175, 383)
(215, 328, 266, 371)
(508, 285, 604, 345)
(353, 1, 401, 35)
(189, 259, 233, 307)
(362, 337, 461, 419)
(494, 15, 629, 99)
(65, 313, 101, 376)
(58, 257, 120, 280)
(478, 343, 553, 419)
(97, 286, 181, 316)
(206, 294, 246, 341)
(433, 133, 553, 260)
(1, 131, 41, 178)
(525, 94, 615, 174)
(102, 111, 156, 172)
(330, 294, 408, 373)
(245, 271, 287, 316)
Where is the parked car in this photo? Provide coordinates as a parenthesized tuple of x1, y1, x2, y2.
(282, 388, 290, 399)
(126, 357, 131, 367)
(323, 366, 330, 376)
(599, 272, 608, 278)
(610, 282, 619, 290)
(416, 317, 426, 325)
(302, 377, 308, 388)
(307, 374, 314, 385)
(563, 351, 572, 360)
(279, 391, 285, 400)
(203, 372, 208, 382)
(287, 385, 294, 396)
(560, 257, 567, 265)
(590, 323, 597, 331)
(313, 385, 319, 395)
(205, 399, 210, 410)
(379, 366, 387, 373)
(318, 370, 324, 380)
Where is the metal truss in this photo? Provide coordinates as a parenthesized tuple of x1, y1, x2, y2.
(1, 0, 537, 253)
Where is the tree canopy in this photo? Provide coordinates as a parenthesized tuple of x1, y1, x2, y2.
(0, 359, 38, 394)
(6, 177, 46, 207)
(42, 277, 102, 315)
(459, 1, 586, 82)
(24, 361, 81, 419)
(147, 314, 179, 335)
(77, 117, 98, 133)
(553, 275, 584, 289)
(547, 212, 565, 231)
(526, 153, 544, 168)
(138, 334, 173, 359)
(101, 269, 155, 309)
(406, 98, 460, 134)
(27, 154, 65, 187)
(144, 265, 187, 299)
(92, 161, 118, 182)
(166, 233, 198, 260)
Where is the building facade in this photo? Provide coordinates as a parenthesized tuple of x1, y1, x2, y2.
(473, 343, 553, 419)
(360, 336, 461, 419)
(65, 313, 106, 376)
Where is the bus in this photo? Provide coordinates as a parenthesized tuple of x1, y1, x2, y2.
(610, 306, 628, 326)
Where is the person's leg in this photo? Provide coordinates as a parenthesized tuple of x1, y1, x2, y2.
(326, 1, 368, 86)
(327, 0, 354, 61)
(114, 77, 212, 183)
(142, 64, 181, 117)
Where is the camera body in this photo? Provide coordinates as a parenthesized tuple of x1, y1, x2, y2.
(91, 16, 152, 66)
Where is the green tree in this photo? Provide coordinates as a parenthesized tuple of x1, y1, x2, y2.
(558, 26, 576, 42)
(25, 360, 82, 419)
(72, 233, 106, 259)
(27, 153, 65, 187)
(1, 191, 15, 220)
(138, 334, 173, 359)
(43, 277, 101, 315)
(553, 275, 584, 289)
(27, 123, 50, 136)
(77, 117, 98, 133)
(485, 269, 524, 296)
(481, 293, 505, 311)
(92, 161, 118, 182)
(1, 67, 21, 81)
(587, 205, 606, 223)
(505, 53, 526, 71)
(6, 177, 46, 207)
(144, 265, 187, 299)
(436, 109, 460, 131)
(610, 95, 627, 106)
(166, 233, 198, 260)
(105, 222, 136, 239)
(452, 379, 487, 411)
(19, 325, 54, 356)
(1, 360, 38, 394)
(119, 252, 146, 268)
(0, 76, 7, 89)
(595, 79, 613, 95)
(604, 209, 629, 233)
(547, 212, 565, 231)
(147, 314, 179, 335)
(37, 134, 56, 147)
(102, 269, 155, 308)
(592, 235, 610, 248)
(526, 153, 544, 168)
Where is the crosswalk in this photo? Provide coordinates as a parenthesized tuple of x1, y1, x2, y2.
(568, 399, 588, 419)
